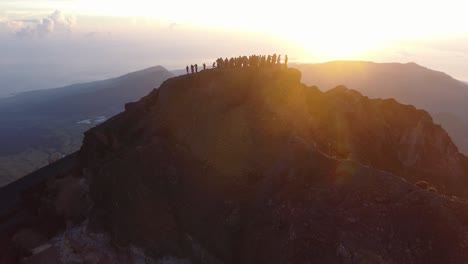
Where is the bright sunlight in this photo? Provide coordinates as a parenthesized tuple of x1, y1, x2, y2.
(61, 0, 468, 61)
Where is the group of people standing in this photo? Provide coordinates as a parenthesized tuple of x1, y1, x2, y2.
(186, 53, 288, 74)
(186, 63, 207, 74)
(215, 54, 288, 69)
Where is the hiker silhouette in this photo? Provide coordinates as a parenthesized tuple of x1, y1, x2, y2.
(206, 53, 288, 70)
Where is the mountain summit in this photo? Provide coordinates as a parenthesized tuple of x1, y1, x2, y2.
(2, 67, 468, 263)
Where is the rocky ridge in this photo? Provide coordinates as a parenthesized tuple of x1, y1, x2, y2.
(2, 67, 468, 263)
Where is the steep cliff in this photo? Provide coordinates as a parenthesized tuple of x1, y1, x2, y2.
(2, 67, 468, 263)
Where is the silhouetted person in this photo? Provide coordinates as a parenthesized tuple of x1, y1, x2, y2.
(191, 64, 194, 73)
(272, 53, 277, 65)
(242, 56, 248, 67)
(203, 63, 206, 70)
(213, 62, 216, 68)
(186, 65, 189, 74)
(225, 58, 229, 68)
(267, 55, 271, 65)
(195, 64, 198, 73)
(285, 55, 288, 67)
(277, 54, 281, 65)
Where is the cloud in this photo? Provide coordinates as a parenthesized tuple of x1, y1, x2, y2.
(7, 18, 54, 37)
(48, 10, 76, 29)
(4, 10, 76, 37)
(38, 18, 55, 34)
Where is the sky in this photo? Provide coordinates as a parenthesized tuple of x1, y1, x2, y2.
(1, 0, 468, 96)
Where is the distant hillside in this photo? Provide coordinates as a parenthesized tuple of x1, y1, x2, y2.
(170, 68, 188, 76)
(294, 61, 468, 154)
(0, 66, 174, 185)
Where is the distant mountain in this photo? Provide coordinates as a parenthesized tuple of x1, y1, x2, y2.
(0, 66, 174, 185)
(170, 68, 188, 76)
(0, 66, 172, 116)
(2, 67, 468, 263)
(294, 61, 468, 154)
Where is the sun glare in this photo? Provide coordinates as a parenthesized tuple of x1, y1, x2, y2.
(288, 29, 388, 61)
(63, 0, 468, 62)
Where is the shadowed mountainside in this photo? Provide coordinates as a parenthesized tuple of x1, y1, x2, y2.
(2, 67, 468, 263)
(294, 61, 468, 154)
(0, 66, 174, 186)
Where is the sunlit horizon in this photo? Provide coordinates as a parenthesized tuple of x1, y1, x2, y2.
(1, 0, 468, 96)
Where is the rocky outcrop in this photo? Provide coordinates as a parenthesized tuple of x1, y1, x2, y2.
(294, 61, 468, 155)
(78, 68, 468, 263)
(2, 67, 468, 263)
(82, 68, 468, 197)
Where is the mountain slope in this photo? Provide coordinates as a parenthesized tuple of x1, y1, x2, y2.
(294, 61, 468, 154)
(0, 66, 174, 186)
(2, 67, 468, 263)
(0, 65, 172, 117)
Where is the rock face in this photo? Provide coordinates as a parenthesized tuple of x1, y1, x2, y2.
(293, 61, 468, 155)
(2, 67, 468, 263)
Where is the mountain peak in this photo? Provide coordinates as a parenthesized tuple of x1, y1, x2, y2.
(405, 61, 419, 66)
(2, 66, 468, 263)
(83, 66, 466, 194)
(119, 65, 168, 78)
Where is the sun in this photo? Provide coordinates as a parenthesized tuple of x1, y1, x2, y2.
(294, 32, 389, 61)
(281, 17, 393, 62)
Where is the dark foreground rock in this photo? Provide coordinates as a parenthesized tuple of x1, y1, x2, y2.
(2, 67, 468, 263)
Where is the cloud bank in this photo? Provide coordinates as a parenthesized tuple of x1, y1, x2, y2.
(5, 10, 76, 37)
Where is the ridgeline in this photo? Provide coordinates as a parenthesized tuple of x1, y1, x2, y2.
(2, 67, 468, 263)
